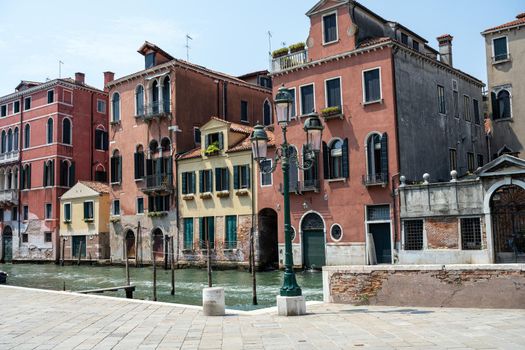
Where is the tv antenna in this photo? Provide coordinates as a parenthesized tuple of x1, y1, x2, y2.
(185, 34, 193, 61)
(58, 60, 64, 78)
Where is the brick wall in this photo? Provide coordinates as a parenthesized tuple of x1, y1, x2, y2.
(426, 217, 459, 249)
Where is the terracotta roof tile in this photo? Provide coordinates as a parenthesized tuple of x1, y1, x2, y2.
(483, 14, 525, 33)
(79, 181, 110, 194)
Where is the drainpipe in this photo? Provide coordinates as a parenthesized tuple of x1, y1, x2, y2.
(390, 45, 401, 253)
(90, 92, 94, 180)
(18, 95, 23, 253)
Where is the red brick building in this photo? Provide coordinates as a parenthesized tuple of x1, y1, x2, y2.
(106, 42, 271, 265)
(0, 74, 108, 262)
(258, 0, 487, 268)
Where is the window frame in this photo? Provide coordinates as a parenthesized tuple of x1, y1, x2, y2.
(183, 217, 194, 250)
(136, 197, 144, 215)
(403, 219, 424, 251)
(262, 99, 272, 126)
(62, 117, 72, 145)
(260, 159, 273, 187)
(46, 118, 54, 144)
(437, 84, 446, 115)
(83, 200, 94, 221)
(201, 169, 213, 193)
(362, 67, 383, 104)
(44, 203, 52, 220)
(63, 202, 71, 222)
(473, 98, 480, 125)
(0, 104, 6, 118)
(13, 101, 20, 114)
(495, 88, 512, 120)
(299, 83, 315, 116)
(240, 100, 249, 123)
(322, 11, 339, 45)
(23, 124, 30, 149)
(193, 127, 201, 145)
(463, 94, 471, 122)
(111, 92, 121, 123)
(329, 223, 343, 242)
(327, 137, 344, 180)
(112, 199, 120, 216)
(23, 205, 29, 221)
(492, 35, 509, 62)
(449, 148, 457, 172)
(324, 76, 343, 109)
(287, 87, 297, 119)
(460, 217, 482, 250)
(96, 99, 106, 114)
(224, 215, 238, 249)
(24, 96, 31, 111)
(47, 89, 55, 104)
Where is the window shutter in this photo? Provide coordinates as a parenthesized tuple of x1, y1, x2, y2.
(50, 160, 55, 186)
(60, 161, 67, 186)
(27, 164, 31, 188)
(199, 170, 204, 192)
(155, 158, 162, 174)
(225, 168, 230, 190)
(205, 135, 209, 148)
(191, 172, 196, 193)
(117, 156, 122, 183)
(209, 217, 214, 249)
(491, 92, 500, 119)
(69, 162, 75, 187)
(103, 132, 109, 150)
(233, 166, 239, 189)
(43, 161, 47, 186)
(181, 173, 187, 194)
(167, 156, 173, 175)
(134, 153, 139, 179)
(83, 202, 88, 219)
(322, 141, 329, 179)
(207, 170, 212, 191)
(215, 169, 221, 191)
(342, 138, 349, 178)
(245, 166, 250, 188)
(218, 132, 224, 149)
(380, 133, 389, 177)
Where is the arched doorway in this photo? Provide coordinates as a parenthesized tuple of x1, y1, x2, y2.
(2, 226, 12, 262)
(125, 230, 136, 259)
(258, 208, 278, 270)
(301, 212, 325, 270)
(491, 185, 525, 263)
(152, 228, 164, 262)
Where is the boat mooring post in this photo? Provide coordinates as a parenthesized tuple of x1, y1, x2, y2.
(170, 237, 175, 295)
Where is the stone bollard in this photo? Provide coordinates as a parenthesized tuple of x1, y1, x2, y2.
(202, 287, 225, 316)
(276, 295, 306, 316)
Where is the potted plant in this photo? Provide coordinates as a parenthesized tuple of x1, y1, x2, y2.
(204, 141, 221, 156)
(321, 106, 343, 120)
(272, 47, 289, 58)
(289, 42, 306, 53)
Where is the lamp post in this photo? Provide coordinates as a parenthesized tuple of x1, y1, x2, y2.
(251, 86, 324, 315)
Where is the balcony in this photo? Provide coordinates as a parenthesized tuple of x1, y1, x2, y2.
(492, 53, 511, 65)
(0, 189, 18, 206)
(139, 101, 172, 121)
(0, 151, 19, 165)
(141, 173, 174, 195)
(362, 173, 389, 187)
(271, 50, 308, 73)
(279, 181, 301, 195)
(302, 179, 320, 193)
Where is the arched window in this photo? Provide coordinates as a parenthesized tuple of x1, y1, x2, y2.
(496, 90, 511, 120)
(95, 163, 107, 182)
(365, 133, 388, 184)
(13, 127, 18, 151)
(263, 100, 272, 126)
(135, 85, 144, 116)
(161, 137, 171, 152)
(110, 150, 122, 184)
(43, 159, 55, 187)
(60, 160, 75, 187)
(162, 76, 171, 113)
(151, 81, 159, 114)
(62, 118, 71, 145)
(322, 138, 349, 180)
(149, 139, 159, 154)
(112, 92, 120, 122)
(7, 129, 12, 152)
(24, 124, 30, 149)
(21, 164, 31, 189)
(47, 118, 53, 144)
(1, 130, 6, 154)
(134, 145, 145, 180)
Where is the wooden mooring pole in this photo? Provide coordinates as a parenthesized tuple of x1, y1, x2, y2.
(61, 238, 65, 266)
(170, 237, 175, 295)
(124, 239, 130, 286)
(152, 250, 157, 301)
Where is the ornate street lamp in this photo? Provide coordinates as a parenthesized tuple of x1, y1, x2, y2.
(250, 88, 324, 315)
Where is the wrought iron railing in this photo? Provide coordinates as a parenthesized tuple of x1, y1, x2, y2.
(141, 173, 173, 193)
(141, 101, 172, 119)
(271, 50, 308, 72)
(362, 173, 388, 186)
(302, 179, 320, 192)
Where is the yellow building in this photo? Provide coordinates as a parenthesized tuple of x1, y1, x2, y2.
(59, 181, 110, 261)
(177, 117, 272, 268)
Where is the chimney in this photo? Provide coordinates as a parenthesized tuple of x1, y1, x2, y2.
(75, 72, 85, 84)
(517, 13, 525, 19)
(103, 71, 115, 91)
(437, 34, 453, 67)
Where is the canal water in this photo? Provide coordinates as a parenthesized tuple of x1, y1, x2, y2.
(0, 264, 323, 311)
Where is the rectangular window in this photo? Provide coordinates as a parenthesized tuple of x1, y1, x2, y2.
(300, 84, 314, 115)
(200, 169, 213, 193)
(401, 33, 409, 45)
(215, 167, 230, 192)
(13, 101, 20, 114)
(45, 203, 52, 220)
(463, 95, 471, 121)
(437, 85, 446, 114)
(412, 41, 419, 51)
(194, 127, 201, 144)
(24, 97, 31, 111)
(63, 90, 73, 105)
(0, 105, 6, 117)
(23, 205, 29, 221)
(449, 149, 457, 172)
(225, 215, 237, 249)
(325, 77, 341, 108)
(363, 68, 381, 103)
(260, 159, 272, 186)
(473, 99, 480, 125)
(63, 203, 71, 222)
(137, 197, 144, 214)
(322, 13, 337, 44)
(12, 207, 17, 221)
(183, 218, 194, 250)
(199, 216, 215, 249)
(95, 129, 108, 151)
(453, 91, 459, 118)
(240, 100, 248, 122)
(477, 154, 484, 168)
(288, 88, 296, 118)
(44, 232, 52, 243)
(366, 205, 390, 221)
(461, 218, 482, 250)
(97, 100, 106, 113)
(493, 37, 508, 61)
(112, 200, 120, 216)
(181, 171, 196, 194)
(22, 233, 28, 243)
(206, 132, 223, 151)
(83, 201, 94, 220)
(110, 155, 121, 183)
(234, 165, 250, 189)
(47, 90, 54, 104)
(148, 195, 170, 212)
(404, 220, 424, 250)
(467, 152, 475, 173)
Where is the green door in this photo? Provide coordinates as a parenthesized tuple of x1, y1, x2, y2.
(2, 231, 12, 262)
(303, 230, 325, 269)
(72, 236, 86, 258)
(370, 223, 391, 264)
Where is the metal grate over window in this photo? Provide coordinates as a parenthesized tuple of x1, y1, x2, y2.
(367, 205, 390, 221)
(461, 218, 482, 250)
(404, 220, 423, 250)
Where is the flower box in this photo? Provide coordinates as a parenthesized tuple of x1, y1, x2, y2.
(182, 194, 195, 201)
(200, 192, 213, 199)
(216, 190, 230, 198)
(272, 47, 289, 58)
(289, 42, 306, 53)
(321, 106, 344, 120)
(235, 189, 249, 196)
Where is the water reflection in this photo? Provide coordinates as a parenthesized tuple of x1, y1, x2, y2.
(0, 264, 323, 311)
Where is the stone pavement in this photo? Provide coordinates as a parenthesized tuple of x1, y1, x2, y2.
(0, 285, 524, 349)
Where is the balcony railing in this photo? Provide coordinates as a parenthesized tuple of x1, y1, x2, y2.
(0, 151, 19, 165)
(0, 189, 18, 206)
(302, 179, 320, 192)
(362, 173, 389, 186)
(141, 173, 173, 194)
(492, 53, 511, 64)
(139, 101, 172, 120)
(279, 181, 301, 195)
(271, 50, 308, 73)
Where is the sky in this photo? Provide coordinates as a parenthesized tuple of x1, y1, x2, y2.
(0, 1, 522, 95)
